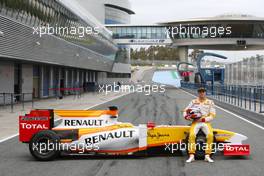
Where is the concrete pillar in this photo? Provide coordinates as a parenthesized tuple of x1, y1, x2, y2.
(72, 70, 74, 88)
(76, 70, 79, 82)
(65, 70, 68, 88)
(92, 72, 95, 82)
(86, 71, 88, 82)
(97, 72, 107, 84)
(49, 67, 53, 97)
(58, 68, 61, 89)
(89, 71, 92, 82)
(81, 71, 84, 85)
(40, 66, 44, 98)
(95, 72, 98, 82)
(65, 69, 68, 94)
(262, 58, 264, 84)
(21, 64, 33, 101)
(178, 46, 189, 62)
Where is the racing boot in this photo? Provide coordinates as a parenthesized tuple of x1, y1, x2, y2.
(204, 155, 214, 163)
(186, 154, 195, 163)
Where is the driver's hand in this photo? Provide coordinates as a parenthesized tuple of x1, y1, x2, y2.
(190, 114, 197, 119)
(184, 115, 192, 120)
(196, 118, 205, 122)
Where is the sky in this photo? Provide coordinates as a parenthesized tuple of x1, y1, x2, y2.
(129, 0, 264, 62)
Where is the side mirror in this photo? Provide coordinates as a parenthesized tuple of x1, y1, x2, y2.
(108, 106, 118, 111)
(108, 106, 118, 118)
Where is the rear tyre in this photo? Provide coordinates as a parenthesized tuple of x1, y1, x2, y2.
(29, 130, 60, 161)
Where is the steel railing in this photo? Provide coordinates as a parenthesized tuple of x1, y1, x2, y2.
(0, 93, 34, 113)
(181, 82, 264, 113)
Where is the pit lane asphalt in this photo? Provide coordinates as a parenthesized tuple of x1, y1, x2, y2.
(0, 70, 264, 176)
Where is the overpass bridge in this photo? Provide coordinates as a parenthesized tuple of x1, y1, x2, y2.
(106, 14, 264, 62)
(106, 24, 172, 45)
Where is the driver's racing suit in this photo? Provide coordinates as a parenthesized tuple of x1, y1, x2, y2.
(183, 98, 216, 155)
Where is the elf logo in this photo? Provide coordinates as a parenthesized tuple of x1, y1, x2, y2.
(20, 123, 48, 130)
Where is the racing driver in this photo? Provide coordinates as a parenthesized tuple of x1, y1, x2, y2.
(183, 87, 216, 163)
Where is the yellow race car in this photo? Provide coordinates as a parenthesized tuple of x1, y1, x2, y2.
(19, 107, 250, 161)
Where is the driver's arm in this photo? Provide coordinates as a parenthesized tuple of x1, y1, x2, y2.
(202, 101, 216, 122)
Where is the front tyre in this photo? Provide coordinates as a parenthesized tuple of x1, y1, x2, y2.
(29, 130, 60, 161)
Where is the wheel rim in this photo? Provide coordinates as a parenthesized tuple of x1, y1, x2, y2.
(32, 136, 56, 156)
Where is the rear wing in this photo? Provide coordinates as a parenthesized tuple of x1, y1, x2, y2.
(19, 110, 54, 142)
(19, 107, 119, 143)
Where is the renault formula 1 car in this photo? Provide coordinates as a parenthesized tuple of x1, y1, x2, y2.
(19, 107, 250, 161)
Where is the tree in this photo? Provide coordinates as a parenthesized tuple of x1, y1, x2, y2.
(130, 46, 180, 61)
(189, 49, 204, 62)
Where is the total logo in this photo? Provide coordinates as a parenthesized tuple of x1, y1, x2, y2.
(20, 123, 48, 130)
(224, 144, 250, 156)
(225, 145, 249, 152)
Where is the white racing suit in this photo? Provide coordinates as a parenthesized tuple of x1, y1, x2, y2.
(183, 98, 216, 155)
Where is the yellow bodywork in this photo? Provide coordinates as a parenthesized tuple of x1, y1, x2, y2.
(54, 110, 117, 117)
(52, 110, 237, 150)
(147, 126, 236, 147)
(78, 123, 134, 138)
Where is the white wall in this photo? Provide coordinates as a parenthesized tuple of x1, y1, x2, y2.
(0, 61, 14, 93)
(76, 0, 133, 24)
(112, 63, 131, 73)
(75, 0, 106, 24)
(97, 72, 107, 84)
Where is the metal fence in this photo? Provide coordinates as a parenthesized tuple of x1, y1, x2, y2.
(48, 83, 100, 99)
(181, 82, 264, 113)
(0, 93, 34, 113)
(225, 56, 264, 86)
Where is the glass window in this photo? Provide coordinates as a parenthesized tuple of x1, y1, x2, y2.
(132, 27, 137, 34)
(142, 27, 147, 33)
(151, 27, 156, 33)
(151, 33, 157, 39)
(147, 27, 151, 33)
(117, 27, 122, 34)
(121, 27, 126, 36)
(121, 27, 127, 35)
(156, 27, 162, 38)
(147, 33, 151, 39)
(111, 27, 116, 33)
(137, 27, 142, 34)
(127, 27, 132, 34)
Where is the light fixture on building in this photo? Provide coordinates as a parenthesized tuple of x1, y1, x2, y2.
(76, 53, 79, 57)
(0, 31, 4, 37)
(36, 41, 41, 46)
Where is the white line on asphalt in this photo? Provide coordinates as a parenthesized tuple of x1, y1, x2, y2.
(181, 89, 264, 130)
(0, 133, 19, 143)
(0, 93, 131, 144)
